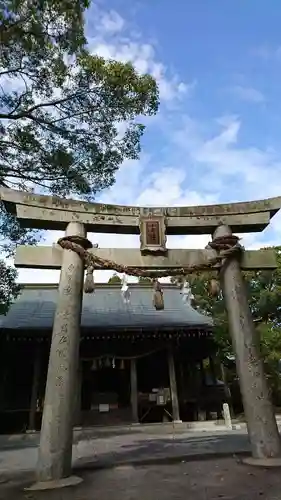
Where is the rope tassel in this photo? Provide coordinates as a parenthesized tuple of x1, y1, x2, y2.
(209, 278, 220, 297)
(84, 266, 95, 294)
(153, 279, 164, 310)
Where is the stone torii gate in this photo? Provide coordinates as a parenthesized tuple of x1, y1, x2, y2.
(1, 187, 281, 487)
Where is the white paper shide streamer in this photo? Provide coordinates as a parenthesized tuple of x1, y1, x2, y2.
(121, 274, 131, 304)
(180, 280, 194, 305)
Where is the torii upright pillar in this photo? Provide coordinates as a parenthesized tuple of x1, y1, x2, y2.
(213, 224, 281, 460)
(36, 222, 86, 485)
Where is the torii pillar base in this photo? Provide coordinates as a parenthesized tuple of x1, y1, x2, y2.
(25, 476, 83, 492)
(243, 457, 281, 468)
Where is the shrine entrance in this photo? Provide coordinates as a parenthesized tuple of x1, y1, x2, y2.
(1, 187, 281, 486)
(81, 359, 131, 426)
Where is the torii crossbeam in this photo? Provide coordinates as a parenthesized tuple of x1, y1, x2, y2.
(1, 187, 280, 271)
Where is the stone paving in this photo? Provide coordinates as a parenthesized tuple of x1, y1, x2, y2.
(0, 428, 251, 480)
(1, 458, 281, 500)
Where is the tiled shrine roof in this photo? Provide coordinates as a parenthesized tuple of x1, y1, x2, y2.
(0, 284, 213, 332)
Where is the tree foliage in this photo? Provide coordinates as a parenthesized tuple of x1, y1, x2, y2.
(0, 0, 159, 238)
(107, 273, 122, 284)
(0, 260, 20, 315)
(138, 276, 152, 284)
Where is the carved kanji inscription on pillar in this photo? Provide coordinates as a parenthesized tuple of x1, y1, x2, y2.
(139, 215, 167, 253)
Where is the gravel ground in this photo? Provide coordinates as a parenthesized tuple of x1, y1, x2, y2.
(0, 457, 280, 500)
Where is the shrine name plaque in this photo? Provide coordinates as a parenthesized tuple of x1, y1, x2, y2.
(139, 216, 167, 254)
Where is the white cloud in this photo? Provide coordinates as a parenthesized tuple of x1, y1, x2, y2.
(86, 6, 192, 103)
(229, 85, 265, 103)
(171, 114, 281, 250)
(173, 115, 281, 198)
(98, 10, 125, 34)
(252, 45, 281, 60)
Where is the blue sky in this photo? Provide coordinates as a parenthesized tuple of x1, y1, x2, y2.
(17, 0, 281, 282)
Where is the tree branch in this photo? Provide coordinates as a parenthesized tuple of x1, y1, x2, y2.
(0, 67, 23, 77)
(14, 93, 80, 117)
(0, 16, 30, 34)
(8, 92, 30, 115)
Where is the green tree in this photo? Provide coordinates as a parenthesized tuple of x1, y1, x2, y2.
(138, 276, 152, 284)
(107, 273, 122, 284)
(247, 247, 281, 325)
(174, 247, 281, 400)
(0, 0, 158, 240)
(0, 0, 159, 310)
(172, 272, 231, 358)
(258, 322, 281, 402)
(0, 260, 20, 315)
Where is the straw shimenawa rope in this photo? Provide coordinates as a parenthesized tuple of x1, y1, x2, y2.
(57, 234, 242, 279)
(57, 233, 242, 307)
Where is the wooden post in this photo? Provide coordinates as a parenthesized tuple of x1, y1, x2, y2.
(168, 346, 181, 423)
(0, 338, 8, 412)
(130, 358, 138, 423)
(28, 346, 42, 432)
(36, 222, 85, 483)
(179, 359, 185, 394)
(220, 362, 232, 409)
(213, 224, 281, 459)
(199, 360, 206, 385)
(209, 356, 217, 384)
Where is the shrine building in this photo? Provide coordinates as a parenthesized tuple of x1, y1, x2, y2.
(0, 282, 227, 434)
